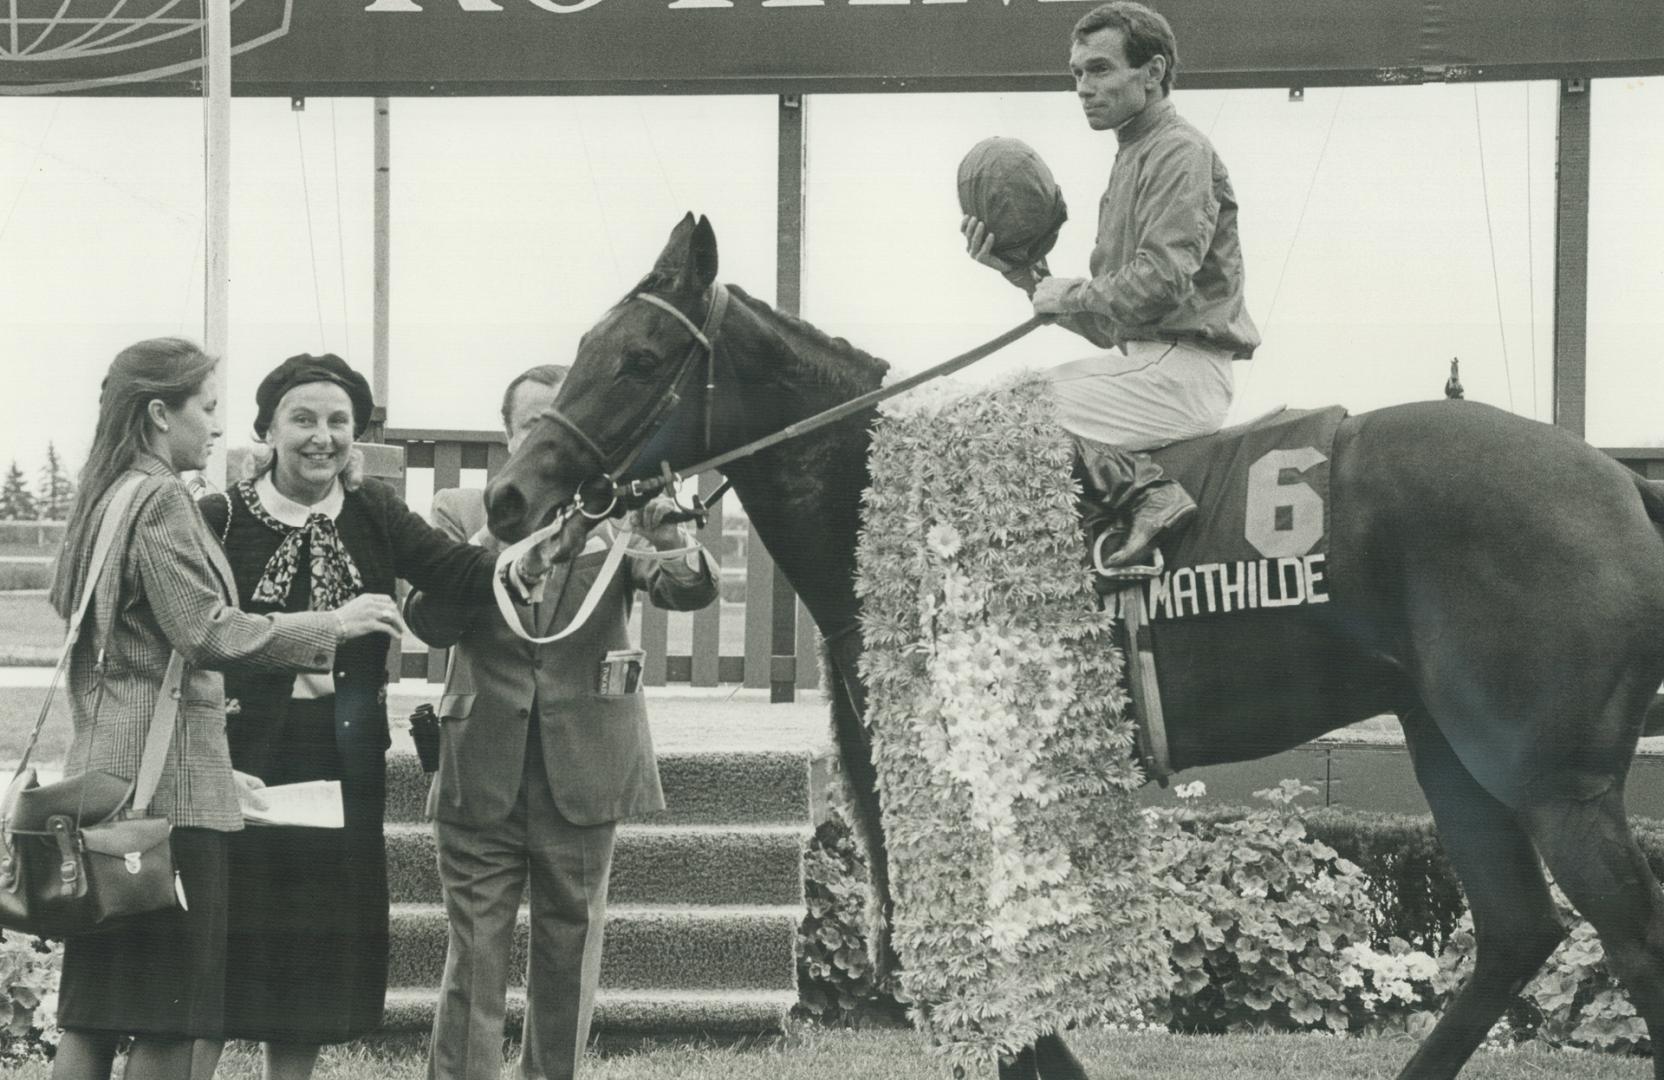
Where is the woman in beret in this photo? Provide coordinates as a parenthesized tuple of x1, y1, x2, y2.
(198, 353, 549, 1080)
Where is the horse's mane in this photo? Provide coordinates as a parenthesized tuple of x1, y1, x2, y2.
(724, 284, 890, 396)
(619, 273, 890, 398)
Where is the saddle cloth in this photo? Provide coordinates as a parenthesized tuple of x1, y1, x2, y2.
(1124, 405, 1348, 622)
(1094, 405, 1348, 782)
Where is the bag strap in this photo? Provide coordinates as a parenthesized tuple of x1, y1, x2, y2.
(12, 474, 146, 777)
(130, 651, 183, 816)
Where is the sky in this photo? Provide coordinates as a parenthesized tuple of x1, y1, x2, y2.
(1, 76, 1660, 486)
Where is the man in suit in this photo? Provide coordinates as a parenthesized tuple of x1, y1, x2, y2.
(405, 364, 718, 1080)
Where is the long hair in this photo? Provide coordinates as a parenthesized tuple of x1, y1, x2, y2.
(48, 338, 217, 618)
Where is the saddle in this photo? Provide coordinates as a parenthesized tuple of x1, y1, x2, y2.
(1084, 404, 1348, 784)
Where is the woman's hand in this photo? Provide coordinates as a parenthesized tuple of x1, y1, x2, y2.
(333, 593, 405, 640)
(233, 770, 268, 814)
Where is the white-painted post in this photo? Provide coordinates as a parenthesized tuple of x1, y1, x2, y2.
(203, 0, 233, 487)
(373, 97, 391, 434)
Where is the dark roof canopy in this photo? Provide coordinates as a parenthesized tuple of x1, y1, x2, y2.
(3, 0, 1661, 97)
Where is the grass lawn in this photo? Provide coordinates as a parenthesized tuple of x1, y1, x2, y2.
(0, 688, 59, 762)
(0, 591, 59, 651)
(2, 1028, 1653, 1079)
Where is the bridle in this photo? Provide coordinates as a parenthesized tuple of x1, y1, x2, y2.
(533, 283, 732, 522)
(490, 285, 1048, 643)
(524, 282, 1050, 532)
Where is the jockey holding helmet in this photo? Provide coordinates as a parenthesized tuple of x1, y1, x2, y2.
(962, 1, 1259, 570)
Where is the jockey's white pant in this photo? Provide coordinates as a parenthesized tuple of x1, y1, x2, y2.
(1046, 339, 1236, 452)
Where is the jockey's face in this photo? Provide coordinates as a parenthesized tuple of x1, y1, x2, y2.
(1070, 27, 1164, 132)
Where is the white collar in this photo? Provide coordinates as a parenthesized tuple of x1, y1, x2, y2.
(255, 472, 344, 527)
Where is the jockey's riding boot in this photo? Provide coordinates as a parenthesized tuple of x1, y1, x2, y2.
(1102, 476, 1197, 568)
(1074, 440, 1197, 569)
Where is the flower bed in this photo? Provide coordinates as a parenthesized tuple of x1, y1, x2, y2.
(798, 788, 1661, 1058)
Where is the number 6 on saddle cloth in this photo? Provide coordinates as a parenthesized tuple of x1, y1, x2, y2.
(1089, 406, 1346, 786)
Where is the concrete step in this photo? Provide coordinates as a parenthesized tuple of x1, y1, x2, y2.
(387, 903, 799, 992)
(384, 748, 815, 827)
(385, 822, 808, 907)
(381, 987, 797, 1037)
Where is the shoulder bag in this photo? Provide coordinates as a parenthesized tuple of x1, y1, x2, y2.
(0, 474, 186, 938)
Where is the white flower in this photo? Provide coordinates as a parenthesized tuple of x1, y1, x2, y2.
(926, 523, 963, 559)
(1174, 781, 1207, 801)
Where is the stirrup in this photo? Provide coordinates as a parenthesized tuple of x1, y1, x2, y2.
(1091, 530, 1166, 584)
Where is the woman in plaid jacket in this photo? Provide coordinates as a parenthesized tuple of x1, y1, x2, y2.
(46, 339, 403, 1080)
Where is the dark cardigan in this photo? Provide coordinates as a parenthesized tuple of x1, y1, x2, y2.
(199, 478, 497, 787)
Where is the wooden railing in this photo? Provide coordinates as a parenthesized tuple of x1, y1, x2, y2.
(381, 428, 820, 700)
(1613, 448, 1664, 480)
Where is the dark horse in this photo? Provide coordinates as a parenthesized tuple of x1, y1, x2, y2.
(486, 215, 1664, 1080)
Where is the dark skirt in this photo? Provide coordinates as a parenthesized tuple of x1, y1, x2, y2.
(58, 827, 230, 1040)
(222, 695, 389, 1044)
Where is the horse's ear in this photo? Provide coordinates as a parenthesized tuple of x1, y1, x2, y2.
(651, 213, 698, 276)
(684, 216, 719, 292)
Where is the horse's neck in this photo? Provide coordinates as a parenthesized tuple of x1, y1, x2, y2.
(718, 302, 881, 641)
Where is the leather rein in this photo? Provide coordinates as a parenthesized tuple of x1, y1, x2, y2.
(487, 287, 1048, 645)
(537, 283, 1050, 529)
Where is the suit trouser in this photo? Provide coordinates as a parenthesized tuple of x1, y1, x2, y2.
(428, 721, 618, 1080)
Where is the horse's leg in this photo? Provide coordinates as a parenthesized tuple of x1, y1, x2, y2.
(1394, 709, 1565, 1080)
(1519, 784, 1664, 1079)
(1032, 1032, 1089, 1080)
(825, 647, 900, 979)
(995, 1044, 1039, 1080)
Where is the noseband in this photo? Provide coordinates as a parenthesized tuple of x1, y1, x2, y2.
(537, 283, 731, 519)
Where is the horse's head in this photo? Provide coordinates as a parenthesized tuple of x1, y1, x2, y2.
(486, 213, 724, 555)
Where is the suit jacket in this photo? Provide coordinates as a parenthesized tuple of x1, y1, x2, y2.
(404, 489, 718, 828)
(60, 456, 338, 831)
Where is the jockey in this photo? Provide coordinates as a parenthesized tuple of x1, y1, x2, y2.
(962, 2, 1259, 570)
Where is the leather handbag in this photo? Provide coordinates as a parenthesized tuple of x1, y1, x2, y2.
(0, 476, 186, 938)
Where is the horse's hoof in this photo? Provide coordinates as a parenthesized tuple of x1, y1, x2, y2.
(997, 1045, 1040, 1080)
(1035, 1032, 1090, 1080)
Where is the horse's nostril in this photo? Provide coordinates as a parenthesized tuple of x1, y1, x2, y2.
(487, 483, 527, 536)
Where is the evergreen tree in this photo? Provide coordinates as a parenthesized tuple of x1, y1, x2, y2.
(0, 461, 37, 521)
(35, 442, 76, 521)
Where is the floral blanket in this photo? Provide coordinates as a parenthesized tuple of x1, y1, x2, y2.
(854, 374, 1173, 1065)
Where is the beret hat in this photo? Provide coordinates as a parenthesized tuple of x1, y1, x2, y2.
(254, 353, 375, 439)
(956, 136, 1069, 270)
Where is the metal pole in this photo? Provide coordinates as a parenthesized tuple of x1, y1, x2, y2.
(771, 92, 807, 704)
(1552, 78, 1590, 438)
(204, 0, 232, 487)
(372, 97, 392, 438)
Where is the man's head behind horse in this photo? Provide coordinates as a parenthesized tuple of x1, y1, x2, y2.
(485, 213, 721, 554)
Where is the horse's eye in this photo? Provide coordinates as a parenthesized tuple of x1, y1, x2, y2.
(623, 349, 658, 375)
